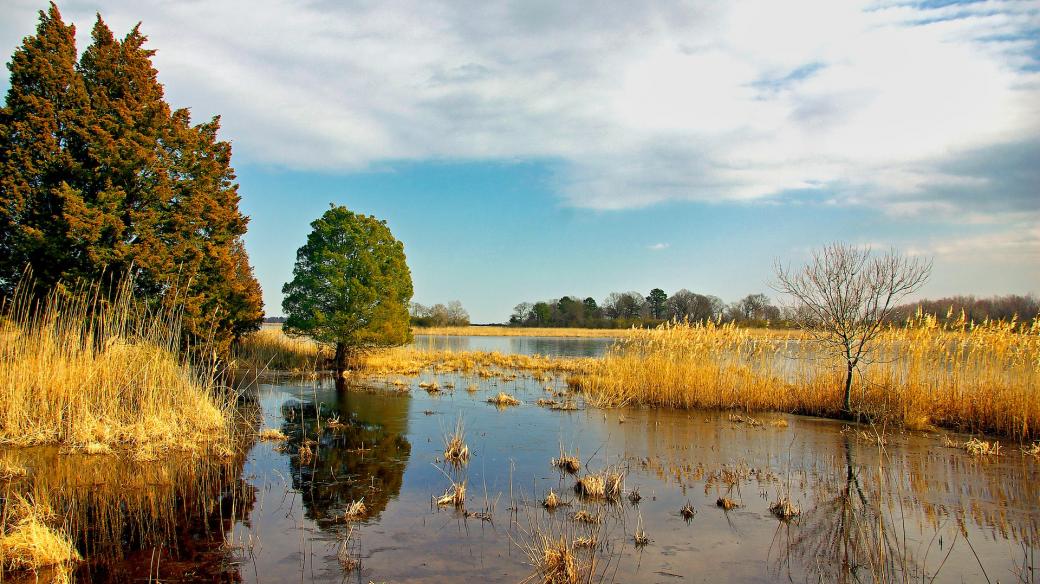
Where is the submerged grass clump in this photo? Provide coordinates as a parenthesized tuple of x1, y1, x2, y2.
(0, 275, 236, 456)
(574, 317, 1040, 439)
(488, 392, 521, 407)
(574, 467, 624, 500)
(259, 428, 288, 441)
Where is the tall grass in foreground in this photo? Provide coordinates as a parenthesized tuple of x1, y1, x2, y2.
(0, 276, 236, 455)
(574, 316, 1040, 439)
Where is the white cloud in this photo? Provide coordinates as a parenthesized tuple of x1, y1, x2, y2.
(2, 0, 1037, 218)
(647, 242, 670, 251)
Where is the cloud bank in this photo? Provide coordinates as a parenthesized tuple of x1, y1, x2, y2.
(2, 0, 1038, 220)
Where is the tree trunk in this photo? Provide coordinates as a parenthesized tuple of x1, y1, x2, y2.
(843, 361, 854, 413)
(334, 342, 350, 374)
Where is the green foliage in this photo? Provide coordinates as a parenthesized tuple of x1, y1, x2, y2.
(647, 288, 668, 319)
(0, 5, 263, 356)
(282, 205, 413, 367)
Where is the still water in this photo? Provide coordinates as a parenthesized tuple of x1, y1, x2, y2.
(410, 334, 615, 358)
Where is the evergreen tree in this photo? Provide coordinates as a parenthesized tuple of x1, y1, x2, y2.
(0, 5, 263, 355)
(282, 205, 413, 372)
(0, 3, 91, 291)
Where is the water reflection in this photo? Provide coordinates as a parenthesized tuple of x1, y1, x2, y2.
(411, 334, 615, 357)
(280, 378, 411, 527)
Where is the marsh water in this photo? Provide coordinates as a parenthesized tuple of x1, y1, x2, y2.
(5, 337, 1039, 583)
(410, 333, 615, 357)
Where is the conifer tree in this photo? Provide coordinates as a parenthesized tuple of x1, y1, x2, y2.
(0, 3, 90, 291)
(0, 4, 264, 355)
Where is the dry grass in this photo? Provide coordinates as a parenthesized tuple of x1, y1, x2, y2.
(542, 490, 563, 510)
(258, 428, 288, 441)
(443, 418, 470, 465)
(716, 497, 739, 510)
(0, 458, 27, 481)
(680, 502, 696, 522)
(574, 468, 624, 501)
(962, 437, 1003, 456)
(436, 480, 467, 508)
(0, 496, 80, 580)
(343, 499, 367, 521)
(488, 392, 522, 407)
(359, 346, 593, 377)
(552, 454, 581, 474)
(573, 316, 1040, 439)
(769, 497, 801, 520)
(0, 275, 236, 456)
(234, 327, 329, 371)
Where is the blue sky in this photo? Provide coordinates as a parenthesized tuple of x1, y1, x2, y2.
(3, 0, 1038, 322)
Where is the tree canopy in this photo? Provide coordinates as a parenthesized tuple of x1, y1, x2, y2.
(282, 205, 413, 371)
(0, 4, 263, 355)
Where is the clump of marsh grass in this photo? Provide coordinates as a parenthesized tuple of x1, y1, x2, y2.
(1023, 442, 1040, 457)
(488, 392, 521, 407)
(571, 510, 600, 525)
(466, 383, 479, 393)
(716, 497, 739, 511)
(419, 380, 441, 393)
(574, 467, 624, 500)
(626, 488, 642, 505)
(436, 480, 467, 508)
(964, 437, 1002, 456)
(680, 502, 696, 522)
(552, 448, 581, 474)
(259, 428, 288, 441)
(769, 497, 801, 521)
(343, 499, 367, 522)
(542, 490, 563, 510)
(443, 418, 470, 466)
(633, 514, 650, 547)
(0, 274, 236, 456)
(728, 413, 763, 427)
(0, 496, 80, 579)
(298, 444, 315, 465)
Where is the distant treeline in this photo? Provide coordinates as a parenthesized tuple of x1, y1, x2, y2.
(509, 290, 783, 329)
(891, 294, 1039, 324)
(508, 290, 1039, 329)
(410, 301, 470, 327)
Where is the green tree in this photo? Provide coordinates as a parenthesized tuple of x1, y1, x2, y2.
(648, 288, 667, 319)
(282, 205, 413, 372)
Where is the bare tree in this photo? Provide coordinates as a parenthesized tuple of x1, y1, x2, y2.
(773, 243, 932, 414)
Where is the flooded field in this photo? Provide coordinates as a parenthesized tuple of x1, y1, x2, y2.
(7, 363, 1036, 583)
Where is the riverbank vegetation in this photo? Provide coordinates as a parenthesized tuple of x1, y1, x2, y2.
(573, 315, 1040, 439)
(0, 276, 237, 456)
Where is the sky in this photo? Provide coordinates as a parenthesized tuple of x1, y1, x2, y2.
(2, 0, 1038, 322)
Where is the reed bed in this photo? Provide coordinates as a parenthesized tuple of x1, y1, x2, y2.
(357, 347, 593, 377)
(573, 316, 1040, 439)
(234, 327, 330, 371)
(0, 276, 236, 455)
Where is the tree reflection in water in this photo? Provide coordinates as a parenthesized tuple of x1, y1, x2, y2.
(281, 378, 411, 529)
(771, 436, 916, 583)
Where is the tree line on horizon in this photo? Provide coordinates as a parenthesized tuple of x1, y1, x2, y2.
(0, 4, 263, 355)
(507, 289, 1039, 329)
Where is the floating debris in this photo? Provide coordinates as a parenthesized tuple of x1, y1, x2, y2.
(728, 413, 763, 427)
